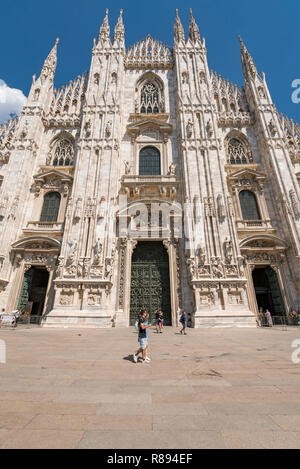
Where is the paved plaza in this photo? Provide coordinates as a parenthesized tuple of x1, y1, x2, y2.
(0, 325, 299, 449)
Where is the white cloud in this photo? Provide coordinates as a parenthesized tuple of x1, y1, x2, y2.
(0, 79, 27, 123)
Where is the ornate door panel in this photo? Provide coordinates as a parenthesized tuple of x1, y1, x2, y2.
(17, 268, 34, 312)
(130, 242, 171, 325)
(265, 266, 285, 316)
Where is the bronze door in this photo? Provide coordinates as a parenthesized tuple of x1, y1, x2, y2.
(130, 242, 171, 325)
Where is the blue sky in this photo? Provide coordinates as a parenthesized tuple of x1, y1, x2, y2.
(0, 0, 299, 122)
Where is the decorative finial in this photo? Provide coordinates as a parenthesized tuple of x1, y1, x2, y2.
(98, 8, 111, 44)
(238, 36, 258, 79)
(174, 8, 185, 43)
(188, 8, 201, 43)
(114, 8, 125, 43)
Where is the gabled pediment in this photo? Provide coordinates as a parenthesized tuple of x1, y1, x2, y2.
(228, 168, 266, 181)
(33, 169, 73, 184)
(240, 234, 287, 251)
(11, 236, 61, 251)
(127, 117, 172, 139)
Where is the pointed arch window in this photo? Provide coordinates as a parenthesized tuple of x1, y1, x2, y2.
(239, 190, 261, 220)
(139, 147, 161, 175)
(227, 137, 251, 164)
(140, 82, 160, 114)
(40, 192, 61, 222)
(52, 138, 74, 166)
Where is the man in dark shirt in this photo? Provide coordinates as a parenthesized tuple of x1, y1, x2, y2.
(179, 311, 187, 335)
(133, 310, 152, 363)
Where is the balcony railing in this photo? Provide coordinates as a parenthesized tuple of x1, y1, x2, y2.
(236, 219, 273, 230)
(122, 174, 177, 184)
(24, 221, 64, 232)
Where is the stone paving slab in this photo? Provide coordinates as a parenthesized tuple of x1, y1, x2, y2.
(221, 430, 300, 449)
(78, 430, 227, 449)
(0, 326, 299, 449)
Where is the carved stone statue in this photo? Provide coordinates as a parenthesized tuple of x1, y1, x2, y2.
(93, 238, 103, 265)
(168, 162, 176, 175)
(186, 257, 196, 280)
(68, 239, 78, 262)
(211, 257, 223, 278)
(105, 257, 114, 280)
(124, 160, 130, 175)
(84, 120, 91, 138)
(105, 121, 112, 138)
(74, 198, 82, 220)
(206, 119, 213, 137)
(56, 257, 64, 277)
(198, 247, 206, 265)
(268, 119, 277, 136)
(290, 190, 300, 216)
(224, 237, 233, 264)
(186, 119, 193, 138)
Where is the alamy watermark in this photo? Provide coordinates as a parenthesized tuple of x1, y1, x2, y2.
(0, 339, 6, 364)
(96, 195, 210, 251)
(291, 79, 300, 104)
(291, 339, 300, 364)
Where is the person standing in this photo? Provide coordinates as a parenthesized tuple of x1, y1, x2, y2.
(158, 310, 164, 333)
(155, 309, 160, 334)
(265, 309, 273, 327)
(179, 311, 187, 335)
(133, 310, 152, 363)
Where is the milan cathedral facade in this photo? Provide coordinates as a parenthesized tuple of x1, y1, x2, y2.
(0, 9, 299, 327)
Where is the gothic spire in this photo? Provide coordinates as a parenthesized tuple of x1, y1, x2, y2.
(40, 38, 59, 82)
(113, 9, 125, 44)
(98, 8, 110, 44)
(238, 36, 258, 79)
(188, 8, 201, 43)
(174, 9, 185, 44)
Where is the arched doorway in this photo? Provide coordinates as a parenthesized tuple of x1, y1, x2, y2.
(252, 266, 285, 318)
(130, 241, 171, 326)
(17, 267, 50, 316)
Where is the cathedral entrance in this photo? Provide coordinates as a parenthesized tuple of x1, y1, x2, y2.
(252, 266, 285, 318)
(17, 267, 50, 316)
(130, 242, 171, 326)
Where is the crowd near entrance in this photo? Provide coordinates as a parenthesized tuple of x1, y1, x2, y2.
(17, 267, 49, 316)
(130, 242, 171, 326)
(252, 266, 285, 318)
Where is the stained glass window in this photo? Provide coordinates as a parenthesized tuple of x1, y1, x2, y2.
(139, 147, 161, 175)
(239, 190, 261, 220)
(40, 192, 61, 222)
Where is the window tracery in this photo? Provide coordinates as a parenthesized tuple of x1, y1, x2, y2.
(140, 82, 160, 114)
(52, 138, 74, 166)
(227, 137, 252, 164)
